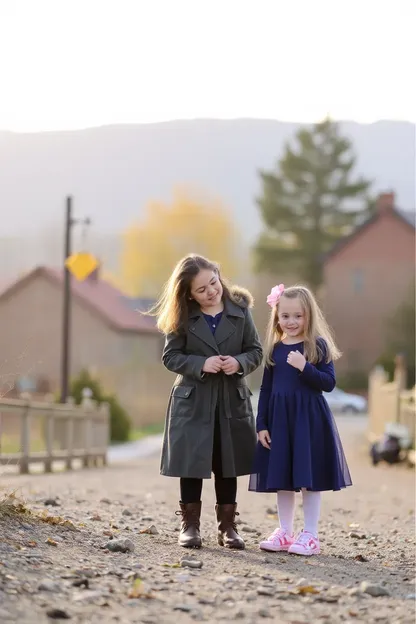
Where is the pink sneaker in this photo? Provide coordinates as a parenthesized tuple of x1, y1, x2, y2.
(288, 530, 320, 556)
(259, 528, 294, 552)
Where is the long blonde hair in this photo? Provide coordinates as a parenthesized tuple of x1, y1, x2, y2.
(148, 254, 234, 335)
(264, 285, 341, 366)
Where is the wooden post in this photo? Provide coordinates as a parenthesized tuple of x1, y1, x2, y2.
(20, 402, 31, 474)
(90, 400, 99, 467)
(368, 366, 384, 436)
(83, 416, 91, 468)
(101, 402, 110, 466)
(60, 201, 91, 404)
(65, 397, 75, 470)
(81, 394, 93, 468)
(44, 413, 53, 473)
(394, 354, 407, 424)
(65, 417, 73, 470)
(60, 196, 73, 404)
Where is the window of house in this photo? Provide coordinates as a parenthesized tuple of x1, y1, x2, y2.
(352, 268, 364, 293)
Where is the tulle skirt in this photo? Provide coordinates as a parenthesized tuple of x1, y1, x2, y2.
(249, 391, 352, 492)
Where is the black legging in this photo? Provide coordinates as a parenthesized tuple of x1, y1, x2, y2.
(180, 415, 237, 505)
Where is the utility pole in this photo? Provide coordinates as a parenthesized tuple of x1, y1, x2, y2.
(60, 197, 90, 403)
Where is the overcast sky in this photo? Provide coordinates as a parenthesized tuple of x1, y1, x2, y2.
(0, 0, 414, 132)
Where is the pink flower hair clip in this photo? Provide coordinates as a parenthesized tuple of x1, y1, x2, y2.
(266, 283, 285, 308)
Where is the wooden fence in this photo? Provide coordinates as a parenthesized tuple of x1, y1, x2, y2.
(0, 394, 110, 474)
(368, 355, 416, 457)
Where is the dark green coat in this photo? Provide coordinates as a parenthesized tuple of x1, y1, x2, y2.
(160, 287, 263, 479)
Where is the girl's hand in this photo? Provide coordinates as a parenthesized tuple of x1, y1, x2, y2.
(202, 356, 223, 373)
(287, 350, 306, 371)
(258, 430, 271, 450)
(220, 355, 241, 375)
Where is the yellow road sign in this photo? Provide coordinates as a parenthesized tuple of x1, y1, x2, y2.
(65, 252, 98, 281)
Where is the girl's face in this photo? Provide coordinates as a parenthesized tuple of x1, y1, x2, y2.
(278, 296, 306, 339)
(190, 269, 223, 310)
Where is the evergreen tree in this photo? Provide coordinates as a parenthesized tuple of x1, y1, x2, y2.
(255, 118, 373, 288)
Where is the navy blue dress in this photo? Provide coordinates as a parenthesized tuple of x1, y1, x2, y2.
(249, 339, 352, 493)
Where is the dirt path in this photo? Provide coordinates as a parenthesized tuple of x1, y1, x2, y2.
(0, 415, 415, 624)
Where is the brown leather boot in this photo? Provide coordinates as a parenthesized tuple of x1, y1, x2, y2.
(216, 503, 245, 550)
(175, 502, 202, 548)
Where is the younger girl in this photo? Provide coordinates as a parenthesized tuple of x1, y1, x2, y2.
(249, 284, 352, 556)
(154, 254, 262, 549)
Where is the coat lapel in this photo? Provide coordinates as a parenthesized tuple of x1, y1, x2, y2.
(189, 315, 219, 353)
(187, 296, 245, 351)
(215, 314, 236, 345)
(215, 296, 244, 345)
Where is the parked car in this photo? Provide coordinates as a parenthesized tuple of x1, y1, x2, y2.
(323, 387, 367, 414)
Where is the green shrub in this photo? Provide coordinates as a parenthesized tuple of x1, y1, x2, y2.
(336, 370, 368, 392)
(68, 369, 131, 442)
(70, 369, 104, 404)
(105, 394, 131, 443)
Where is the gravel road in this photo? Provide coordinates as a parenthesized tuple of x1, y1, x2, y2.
(0, 414, 415, 624)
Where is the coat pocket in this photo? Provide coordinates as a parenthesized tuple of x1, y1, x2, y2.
(237, 386, 253, 400)
(169, 385, 196, 419)
(235, 385, 254, 418)
(172, 385, 195, 399)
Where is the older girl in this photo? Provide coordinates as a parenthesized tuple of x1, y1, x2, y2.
(153, 254, 262, 549)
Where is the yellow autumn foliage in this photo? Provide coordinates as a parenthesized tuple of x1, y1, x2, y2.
(116, 188, 241, 298)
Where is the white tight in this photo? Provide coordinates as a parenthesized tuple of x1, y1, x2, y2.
(277, 489, 321, 537)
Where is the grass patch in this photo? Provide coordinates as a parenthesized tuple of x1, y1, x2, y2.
(0, 489, 78, 530)
(0, 436, 48, 454)
(1, 424, 165, 452)
(129, 422, 164, 442)
(0, 490, 31, 519)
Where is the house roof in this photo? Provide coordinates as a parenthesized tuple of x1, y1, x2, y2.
(324, 205, 415, 264)
(0, 266, 159, 334)
(400, 210, 416, 228)
(121, 296, 157, 312)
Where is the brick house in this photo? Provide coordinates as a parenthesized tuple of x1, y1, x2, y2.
(0, 266, 172, 426)
(323, 192, 415, 378)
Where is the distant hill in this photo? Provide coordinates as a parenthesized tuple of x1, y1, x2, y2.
(0, 118, 415, 276)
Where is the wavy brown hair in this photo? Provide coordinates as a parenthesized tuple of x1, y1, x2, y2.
(264, 285, 341, 366)
(148, 254, 234, 335)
